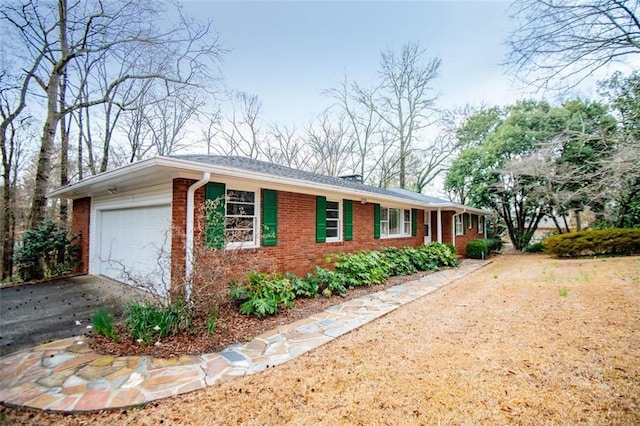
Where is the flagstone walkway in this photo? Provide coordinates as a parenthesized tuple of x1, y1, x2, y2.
(0, 259, 487, 413)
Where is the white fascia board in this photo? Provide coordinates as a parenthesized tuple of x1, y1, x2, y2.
(47, 157, 162, 198)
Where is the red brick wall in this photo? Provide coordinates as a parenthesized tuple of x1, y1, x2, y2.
(171, 179, 193, 285)
(171, 180, 426, 284)
(452, 213, 486, 255)
(71, 197, 91, 274)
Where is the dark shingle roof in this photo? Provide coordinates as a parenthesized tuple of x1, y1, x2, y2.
(387, 187, 450, 204)
(170, 155, 410, 200)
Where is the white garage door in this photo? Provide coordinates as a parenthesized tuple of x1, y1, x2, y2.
(97, 205, 171, 297)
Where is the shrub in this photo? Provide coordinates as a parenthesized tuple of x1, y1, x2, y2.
(91, 308, 118, 342)
(524, 242, 544, 253)
(421, 242, 458, 267)
(543, 228, 640, 257)
(408, 246, 439, 271)
(286, 272, 318, 298)
(481, 238, 503, 253)
(228, 271, 295, 317)
(466, 239, 489, 259)
(332, 250, 390, 287)
(125, 299, 191, 345)
(14, 218, 79, 281)
(306, 266, 347, 298)
(381, 247, 417, 276)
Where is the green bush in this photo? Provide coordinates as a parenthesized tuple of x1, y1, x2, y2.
(14, 218, 79, 281)
(230, 243, 460, 317)
(125, 299, 191, 345)
(466, 239, 489, 259)
(286, 272, 318, 298)
(91, 308, 118, 342)
(481, 238, 503, 253)
(523, 242, 545, 253)
(543, 228, 640, 257)
(421, 242, 458, 267)
(333, 250, 390, 287)
(228, 271, 295, 317)
(381, 247, 417, 276)
(308, 266, 348, 298)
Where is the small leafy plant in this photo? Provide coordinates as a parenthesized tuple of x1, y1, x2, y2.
(229, 271, 295, 317)
(286, 272, 319, 298)
(559, 287, 568, 297)
(125, 299, 191, 345)
(206, 308, 219, 334)
(91, 308, 118, 342)
(307, 266, 348, 298)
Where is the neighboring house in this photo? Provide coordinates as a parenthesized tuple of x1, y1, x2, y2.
(48, 155, 490, 297)
(532, 209, 595, 242)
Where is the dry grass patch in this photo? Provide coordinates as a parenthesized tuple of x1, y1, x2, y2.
(3, 254, 640, 425)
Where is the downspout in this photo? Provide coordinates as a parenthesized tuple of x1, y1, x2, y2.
(185, 172, 210, 302)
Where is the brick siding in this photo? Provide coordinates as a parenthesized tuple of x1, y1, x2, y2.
(171, 180, 427, 285)
(70, 197, 91, 274)
(452, 213, 486, 255)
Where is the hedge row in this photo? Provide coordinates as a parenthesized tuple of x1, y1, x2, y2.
(229, 242, 458, 317)
(543, 228, 640, 257)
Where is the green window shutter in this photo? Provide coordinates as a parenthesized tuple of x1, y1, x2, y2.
(411, 208, 418, 237)
(463, 213, 469, 235)
(205, 182, 226, 249)
(373, 203, 381, 239)
(316, 196, 326, 243)
(262, 189, 278, 246)
(343, 199, 353, 241)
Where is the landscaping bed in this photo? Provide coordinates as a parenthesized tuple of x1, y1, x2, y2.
(4, 254, 639, 425)
(88, 270, 435, 359)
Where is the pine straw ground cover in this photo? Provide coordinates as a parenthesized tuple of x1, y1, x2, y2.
(3, 254, 640, 425)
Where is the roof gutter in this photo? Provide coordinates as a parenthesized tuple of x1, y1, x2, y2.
(185, 172, 210, 302)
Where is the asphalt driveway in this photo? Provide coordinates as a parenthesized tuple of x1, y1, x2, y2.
(0, 275, 146, 357)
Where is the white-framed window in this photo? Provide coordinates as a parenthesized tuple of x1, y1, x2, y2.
(403, 210, 411, 235)
(225, 188, 259, 248)
(454, 214, 464, 236)
(326, 199, 342, 242)
(381, 206, 411, 238)
(477, 215, 484, 234)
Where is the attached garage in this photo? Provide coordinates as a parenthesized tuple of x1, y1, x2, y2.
(89, 184, 173, 297)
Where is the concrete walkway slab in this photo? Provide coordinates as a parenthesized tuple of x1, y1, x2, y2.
(0, 259, 488, 412)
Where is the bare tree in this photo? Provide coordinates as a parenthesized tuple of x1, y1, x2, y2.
(1, 0, 222, 229)
(264, 124, 311, 170)
(306, 112, 355, 177)
(0, 90, 34, 279)
(355, 43, 440, 188)
(211, 91, 267, 159)
(324, 76, 382, 182)
(508, 0, 640, 91)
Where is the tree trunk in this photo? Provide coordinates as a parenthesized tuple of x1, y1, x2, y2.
(29, 105, 58, 229)
(29, 0, 66, 229)
(59, 71, 69, 225)
(1, 170, 14, 280)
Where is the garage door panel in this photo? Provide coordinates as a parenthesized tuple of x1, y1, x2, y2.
(97, 205, 171, 297)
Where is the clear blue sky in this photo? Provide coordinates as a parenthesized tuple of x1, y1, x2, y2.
(183, 1, 518, 126)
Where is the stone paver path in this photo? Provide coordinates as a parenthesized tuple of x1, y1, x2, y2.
(0, 260, 487, 412)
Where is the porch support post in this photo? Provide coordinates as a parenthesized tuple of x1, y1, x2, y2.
(437, 208, 442, 243)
